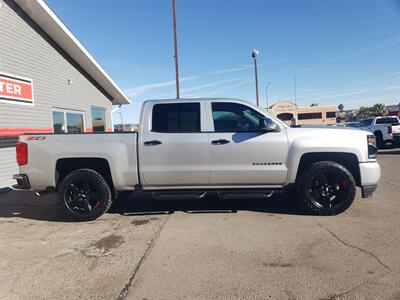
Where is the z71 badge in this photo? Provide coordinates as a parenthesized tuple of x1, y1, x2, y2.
(26, 136, 46, 140)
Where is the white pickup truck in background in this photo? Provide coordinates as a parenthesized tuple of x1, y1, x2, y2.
(358, 116, 400, 148)
(13, 98, 381, 221)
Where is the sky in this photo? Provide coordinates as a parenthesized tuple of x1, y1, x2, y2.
(46, 0, 400, 124)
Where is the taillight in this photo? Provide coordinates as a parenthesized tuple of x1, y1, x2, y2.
(388, 126, 392, 134)
(16, 142, 28, 165)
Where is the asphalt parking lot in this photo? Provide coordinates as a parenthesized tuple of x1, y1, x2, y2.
(0, 148, 399, 300)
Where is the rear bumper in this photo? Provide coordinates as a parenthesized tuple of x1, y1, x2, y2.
(12, 174, 31, 190)
(390, 133, 400, 144)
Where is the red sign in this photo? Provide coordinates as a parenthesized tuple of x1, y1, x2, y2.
(0, 73, 34, 105)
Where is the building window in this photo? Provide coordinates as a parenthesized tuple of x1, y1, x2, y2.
(298, 112, 322, 120)
(326, 112, 336, 118)
(277, 113, 294, 121)
(52, 109, 85, 133)
(91, 107, 106, 132)
(52, 111, 65, 133)
(152, 103, 200, 132)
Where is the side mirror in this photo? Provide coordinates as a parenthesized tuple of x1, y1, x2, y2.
(260, 118, 280, 132)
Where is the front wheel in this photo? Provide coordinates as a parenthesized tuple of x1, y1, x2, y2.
(296, 161, 356, 215)
(58, 169, 113, 221)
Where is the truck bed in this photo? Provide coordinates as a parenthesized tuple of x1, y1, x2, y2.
(19, 132, 139, 190)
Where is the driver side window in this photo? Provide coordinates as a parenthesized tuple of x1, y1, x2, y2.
(211, 102, 265, 132)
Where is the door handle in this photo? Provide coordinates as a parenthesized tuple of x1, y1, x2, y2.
(211, 139, 230, 145)
(144, 140, 162, 146)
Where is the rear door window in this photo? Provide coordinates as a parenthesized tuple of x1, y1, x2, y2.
(376, 117, 399, 125)
(152, 103, 201, 132)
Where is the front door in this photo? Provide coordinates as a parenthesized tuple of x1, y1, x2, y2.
(207, 101, 288, 186)
(139, 101, 210, 187)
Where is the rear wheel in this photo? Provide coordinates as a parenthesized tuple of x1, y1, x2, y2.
(296, 161, 356, 215)
(58, 169, 113, 221)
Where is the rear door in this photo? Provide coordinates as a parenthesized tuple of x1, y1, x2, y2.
(207, 101, 289, 186)
(139, 101, 210, 187)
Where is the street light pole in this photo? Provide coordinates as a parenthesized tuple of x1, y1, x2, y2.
(266, 81, 271, 111)
(252, 49, 260, 106)
(172, 0, 180, 99)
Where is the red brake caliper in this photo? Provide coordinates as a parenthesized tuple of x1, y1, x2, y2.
(339, 180, 348, 189)
(94, 201, 100, 208)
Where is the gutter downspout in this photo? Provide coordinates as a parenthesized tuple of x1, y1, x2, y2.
(111, 104, 122, 132)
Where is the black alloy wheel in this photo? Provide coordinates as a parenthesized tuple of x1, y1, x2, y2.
(297, 161, 356, 215)
(58, 169, 113, 221)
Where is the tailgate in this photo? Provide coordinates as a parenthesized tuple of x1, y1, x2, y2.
(391, 125, 400, 134)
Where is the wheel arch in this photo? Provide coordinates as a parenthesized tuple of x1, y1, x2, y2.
(55, 158, 114, 191)
(295, 152, 361, 186)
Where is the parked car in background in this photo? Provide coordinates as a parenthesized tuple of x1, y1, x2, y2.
(358, 116, 400, 148)
(13, 98, 380, 221)
(345, 122, 359, 128)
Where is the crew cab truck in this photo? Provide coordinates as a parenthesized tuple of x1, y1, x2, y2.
(13, 98, 381, 221)
(358, 116, 400, 148)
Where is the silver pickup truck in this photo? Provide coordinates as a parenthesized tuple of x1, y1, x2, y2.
(13, 98, 381, 221)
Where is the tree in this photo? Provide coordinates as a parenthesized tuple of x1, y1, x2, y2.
(338, 104, 344, 112)
(370, 103, 388, 116)
(357, 103, 388, 120)
(357, 106, 372, 120)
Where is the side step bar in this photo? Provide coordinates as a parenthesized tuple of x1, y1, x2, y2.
(150, 189, 276, 200)
(152, 190, 208, 200)
(217, 190, 274, 200)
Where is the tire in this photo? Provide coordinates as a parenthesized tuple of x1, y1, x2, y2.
(296, 161, 356, 215)
(58, 168, 113, 221)
(374, 132, 384, 149)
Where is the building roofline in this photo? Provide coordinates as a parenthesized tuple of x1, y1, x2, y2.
(14, 0, 131, 105)
(146, 97, 250, 102)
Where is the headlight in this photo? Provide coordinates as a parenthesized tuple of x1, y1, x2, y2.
(367, 135, 377, 158)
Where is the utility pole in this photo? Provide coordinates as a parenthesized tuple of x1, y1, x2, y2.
(172, 0, 180, 99)
(266, 81, 271, 111)
(294, 75, 297, 105)
(252, 49, 260, 106)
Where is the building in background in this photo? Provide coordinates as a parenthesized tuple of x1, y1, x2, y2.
(0, 0, 130, 188)
(387, 104, 400, 117)
(336, 109, 359, 123)
(114, 123, 139, 132)
(267, 102, 336, 125)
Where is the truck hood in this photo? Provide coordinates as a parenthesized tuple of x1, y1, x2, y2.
(284, 126, 371, 162)
(285, 126, 371, 140)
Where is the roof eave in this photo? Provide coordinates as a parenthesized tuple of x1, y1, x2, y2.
(14, 0, 131, 105)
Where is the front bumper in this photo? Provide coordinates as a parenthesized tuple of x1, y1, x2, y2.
(361, 185, 377, 198)
(12, 174, 31, 190)
(359, 161, 380, 198)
